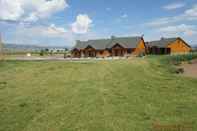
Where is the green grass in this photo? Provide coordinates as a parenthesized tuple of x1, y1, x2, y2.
(0, 57, 197, 131)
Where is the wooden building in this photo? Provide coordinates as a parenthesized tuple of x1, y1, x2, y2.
(146, 37, 192, 55)
(72, 36, 146, 58)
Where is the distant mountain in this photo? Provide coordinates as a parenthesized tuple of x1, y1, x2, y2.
(191, 44, 197, 51)
(192, 44, 197, 49)
(3, 43, 69, 52)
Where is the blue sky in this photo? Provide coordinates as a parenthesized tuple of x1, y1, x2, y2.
(0, 0, 197, 47)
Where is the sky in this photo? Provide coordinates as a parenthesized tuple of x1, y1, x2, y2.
(0, 0, 197, 47)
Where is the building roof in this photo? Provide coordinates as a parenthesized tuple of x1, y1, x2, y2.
(107, 37, 142, 49)
(73, 36, 142, 50)
(147, 37, 178, 48)
(147, 37, 191, 48)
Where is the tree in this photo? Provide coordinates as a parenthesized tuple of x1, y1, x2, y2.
(65, 48, 68, 51)
(49, 50, 53, 56)
(45, 48, 49, 52)
(39, 50, 45, 56)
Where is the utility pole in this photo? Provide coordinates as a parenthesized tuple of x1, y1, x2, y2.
(0, 33, 4, 60)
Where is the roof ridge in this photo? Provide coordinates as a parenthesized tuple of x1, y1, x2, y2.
(113, 36, 141, 39)
(74, 36, 142, 50)
(148, 37, 177, 42)
(78, 36, 141, 42)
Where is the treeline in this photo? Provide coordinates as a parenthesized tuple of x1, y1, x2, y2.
(39, 48, 69, 56)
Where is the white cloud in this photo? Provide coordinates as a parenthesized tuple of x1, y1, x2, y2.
(121, 14, 128, 18)
(106, 8, 111, 11)
(15, 24, 67, 38)
(163, 2, 185, 10)
(10, 23, 76, 46)
(0, 0, 24, 21)
(24, 0, 68, 22)
(71, 14, 92, 34)
(144, 4, 197, 46)
(146, 5, 197, 27)
(44, 24, 67, 36)
(158, 24, 197, 36)
(146, 17, 172, 27)
(145, 5, 197, 27)
(184, 5, 197, 17)
(0, 0, 68, 22)
(10, 23, 99, 46)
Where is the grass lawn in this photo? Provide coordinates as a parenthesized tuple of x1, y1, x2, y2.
(0, 57, 197, 131)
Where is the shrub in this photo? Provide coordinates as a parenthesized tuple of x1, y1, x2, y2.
(158, 53, 197, 74)
(39, 50, 45, 56)
(188, 61, 192, 64)
(161, 53, 197, 65)
(19, 102, 27, 107)
(175, 68, 184, 74)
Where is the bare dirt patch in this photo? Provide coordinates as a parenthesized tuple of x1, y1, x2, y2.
(180, 59, 197, 78)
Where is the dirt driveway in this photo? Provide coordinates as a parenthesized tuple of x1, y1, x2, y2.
(180, 59, 197, 78)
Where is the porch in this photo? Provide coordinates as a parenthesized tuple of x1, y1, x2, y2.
(149, 46, 171, 55)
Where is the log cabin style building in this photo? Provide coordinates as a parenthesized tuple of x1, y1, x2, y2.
(72, 36, 146, 58)
(146, 37, 192, 55)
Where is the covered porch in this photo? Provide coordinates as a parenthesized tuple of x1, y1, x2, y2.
(83, 46, 97, 57)
(149, 46, 171, 55)
(111, 44, 127, 57)
(72, 49, 81, 58)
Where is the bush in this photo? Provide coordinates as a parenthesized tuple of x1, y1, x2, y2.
(39, 50, 45, 56)
(162, 53, 197, 65)
(175, 68, 184, 74)
(158, 53, 197, 74)
(188, 61, 192, 64)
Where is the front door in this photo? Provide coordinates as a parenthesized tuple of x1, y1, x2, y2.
(88, 51, 96, 57)
(114, 50, 119, 56)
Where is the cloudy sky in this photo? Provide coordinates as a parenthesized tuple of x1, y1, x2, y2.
(0, 0, 197, 47)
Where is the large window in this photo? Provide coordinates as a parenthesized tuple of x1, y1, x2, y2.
(127, 49, 132, 54)
(100, 51, 103, 54)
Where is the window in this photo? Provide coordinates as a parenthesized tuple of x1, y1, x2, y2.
(100, 51, 104, 54)
(127, 49, 132, 54)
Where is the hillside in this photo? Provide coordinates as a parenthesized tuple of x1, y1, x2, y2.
(3, 44, 68, 52)
(0, 58, 196, 131)
(193, 45, 197, 51)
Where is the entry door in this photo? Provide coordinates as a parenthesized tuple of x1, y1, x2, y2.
(114, 49, 123, 56)
(115, 50, 118, 56)
(88, 51, 95, 57)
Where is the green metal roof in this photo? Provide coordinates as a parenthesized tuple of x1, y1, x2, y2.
(73, 36, 142, 50)
(147, 38, 178, 48)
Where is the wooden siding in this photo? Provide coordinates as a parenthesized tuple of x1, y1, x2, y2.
(148, 47, 171, 55)
(167, 38, 191, 53)
(72, 39, 146, 58)
(132, 39, 146, 55)
(72, 49, 81, 58)
(111, 44, 127, 57)
(96, 50, 110, 57)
